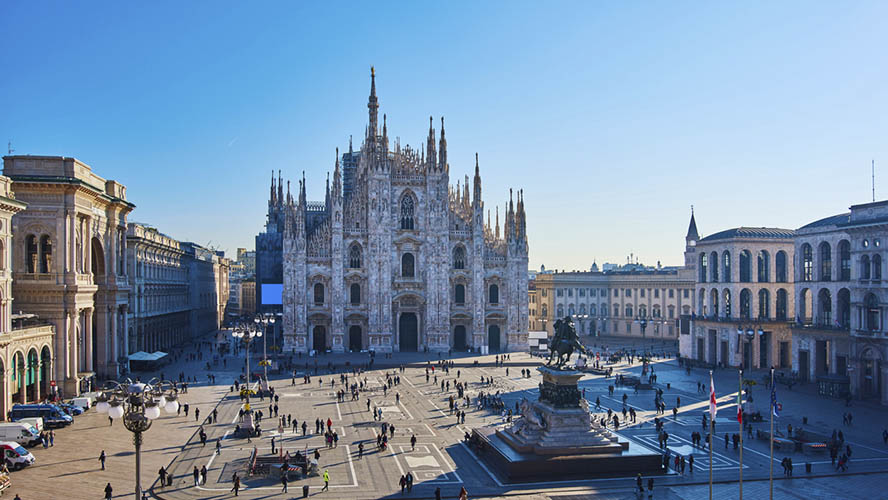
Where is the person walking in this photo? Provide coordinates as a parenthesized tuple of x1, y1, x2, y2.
(322, 469, 330, 492)
(49, 430, 54, 447)
(195, 408, 200, 422)
(158, 466, 167, 486)
(406, 471, 414, 492)
(358, 442, 364, 459)
(98, 450, 106, 470)
(410, 434, 417, 451)
(647, 477, 654, 499)
(434, 486, 442, 500)
(231, 472, 241, 496)
(104, 483, 113, 500)
(399, 475, 407, 495)
(193, 466, 200, 486)
(200, 465, 208, 485)
(281, 473, 288, 493)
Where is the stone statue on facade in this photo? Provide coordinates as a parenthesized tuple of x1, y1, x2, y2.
(546, 316, 586, 369)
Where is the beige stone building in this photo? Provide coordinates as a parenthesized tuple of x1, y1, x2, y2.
(126, 223, 189, 354)
(240, 279, 256, 316)
(3, 156, 133, 395)
(530, 262, 695, 341)
(681, 211, 796, 371)
(0, 174, 55, 417)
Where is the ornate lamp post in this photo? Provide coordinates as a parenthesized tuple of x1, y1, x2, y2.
(254, 313, 276, 383)
(232, 324, 262, 401)
(94, 379, 179, 500)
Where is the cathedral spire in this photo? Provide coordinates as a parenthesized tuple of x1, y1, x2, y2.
(426, 116, 436, 168)
(270, 170, 276, 205)
(368, 66, 379, 139)
(438, 116, 447, 170)
(333, 147, 342, 203)
(473, 153, 482, 207)
(686, 205, 699, 241)
(286, 180, 291, 206)
(495, 205, 500, 240)
(277, 170, 283, 206)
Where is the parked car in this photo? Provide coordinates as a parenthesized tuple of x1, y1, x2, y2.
(10, 405, 73, 428)
(0, 441, 35, 470)
(58, 403, 83, 416)
(0, 424, 41, 448)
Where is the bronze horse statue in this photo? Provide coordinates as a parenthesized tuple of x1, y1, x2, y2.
(546, 316, 587, 368)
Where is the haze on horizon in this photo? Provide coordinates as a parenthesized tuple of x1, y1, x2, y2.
(1, 1, 886, 270)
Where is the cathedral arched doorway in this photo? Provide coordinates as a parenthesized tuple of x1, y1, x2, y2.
(399, 313, 418, 352)
(488, 325, 501, 352)
(312, 326, 327, 353)
(453, 325, 467, 351)
(349, 325, 362, 352)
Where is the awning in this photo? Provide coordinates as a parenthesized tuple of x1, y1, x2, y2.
(128, 351, 168, 362)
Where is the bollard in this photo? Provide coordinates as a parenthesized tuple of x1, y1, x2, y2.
(303, 484, 310, 498)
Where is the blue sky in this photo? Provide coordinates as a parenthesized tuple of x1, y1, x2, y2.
(2, 1, 887, 270)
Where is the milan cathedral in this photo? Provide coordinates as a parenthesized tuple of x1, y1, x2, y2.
(276, 68, 529, 353)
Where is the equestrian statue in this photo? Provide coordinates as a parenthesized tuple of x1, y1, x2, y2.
(546, 316, 587, 369)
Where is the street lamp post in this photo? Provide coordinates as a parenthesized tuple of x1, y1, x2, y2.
(232, 325, 262, 401)
(94, 379, 179, 500)
(255, 314, 276, 383)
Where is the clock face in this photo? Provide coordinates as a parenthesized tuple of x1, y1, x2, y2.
(689, 240, 696, 246)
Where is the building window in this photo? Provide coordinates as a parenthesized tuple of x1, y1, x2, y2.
(739, 250, 752, 283)
(39, 235, 52, 273)
(614, 289, 618, 297)
(568, 304, 575, 316)
(557, 304, 564, 317)
(401, 253, 415, 278)
(455, 284, 465, 305)
(399, 194, 415, 230)
(579, 304, 586, 314)
(541, 288, 547, 297)
(314, 283, 325, 305)
(776, 289, 788, 320)
(453, 246, 465, 269)
(625, 305, 633, 317)
(711, 252, 719, 282)
(758, 250, 770, 282)
(654, 289, 660, 298)
(839, 240, 851, 281)
(776, 251, 788, 282)
(557, 289, 563, 297)
(579, 288, 585, 297)
(683, 289, 689, 298)
(723, 251, 732, 282)
(802, 243, 813, 281)
(758, 289, 770, 319)
(568, 288, 573, 297)
(723, 289, 732, 317)
(349, 244, 362, 268)
(541, 303, 547, 317)
(819, 242, 831, 281)
(614, 305, 619, 317)
(350, 283, 361, 305)
(865, 293, 879, 331)
(640, 289, 646, 298)
(669, 289, 675, 298)
(489, 284, 499, 304)
(861, 254, 871, 279)
(26, 234, 37, 273)
(625, 289, 631, 297)
(668, 305, 675, 319)
(739, 289, 751, 319)
(874, 254, 883, 280)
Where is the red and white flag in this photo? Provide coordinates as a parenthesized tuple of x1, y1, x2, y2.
(709, 372, 717, 419)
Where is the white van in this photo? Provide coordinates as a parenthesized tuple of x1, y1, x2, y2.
(0, 442, 35, 470)
(16, 418, 43, 434)
(0, 424, 40, 447)
(71, 396, 92, 410)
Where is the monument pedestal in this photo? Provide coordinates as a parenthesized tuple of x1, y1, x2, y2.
(471, 366, 661, 482)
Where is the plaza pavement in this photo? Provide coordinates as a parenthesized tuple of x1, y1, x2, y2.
(8, 332, 888, 499)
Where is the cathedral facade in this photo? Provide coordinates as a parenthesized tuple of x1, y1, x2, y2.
(276, 69, 529, 354)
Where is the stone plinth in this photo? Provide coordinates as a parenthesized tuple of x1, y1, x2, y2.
(473, 365, 662, 481)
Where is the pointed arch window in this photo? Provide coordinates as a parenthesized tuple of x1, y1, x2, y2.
(401, 253, 415, 278)
(399, 194, 415, 230)
(453, 246, 466, 270)
(489, 284, 500, 304)
(314, 283, 325, 305)
(455, 284, 465, 305)
(348, 244, 362, 268)
(350, 283, 361, 305)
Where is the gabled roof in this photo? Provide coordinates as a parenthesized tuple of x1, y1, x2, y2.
(687, 213, 699, 240)
(699, 227, 794, 242)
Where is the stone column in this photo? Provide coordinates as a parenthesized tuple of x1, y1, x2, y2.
(17, 366, 25, 404)
(34, 361, 41, 402)
(108, 305, 119, 378)
(83, 309, 93, 372)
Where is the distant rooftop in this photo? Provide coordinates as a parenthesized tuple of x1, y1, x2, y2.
(798, 213, 850, 231)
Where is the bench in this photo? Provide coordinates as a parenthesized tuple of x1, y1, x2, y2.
(802, 442, 827, 456)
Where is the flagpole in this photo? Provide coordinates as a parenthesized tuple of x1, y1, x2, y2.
(739, 369, 743, 500)
(709, 370, 714, 500)
(769, 367, 774, 500)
